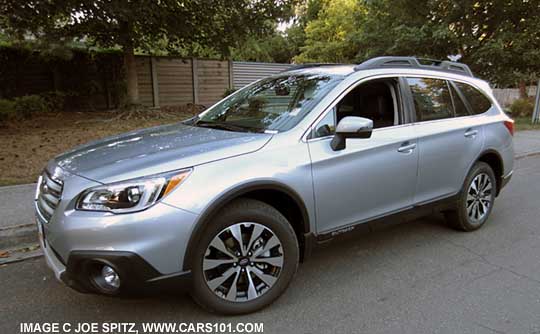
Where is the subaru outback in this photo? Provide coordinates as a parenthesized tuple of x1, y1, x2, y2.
(35, 57, 514, 314)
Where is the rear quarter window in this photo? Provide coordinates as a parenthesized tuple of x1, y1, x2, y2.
(454, 82, 492, 115)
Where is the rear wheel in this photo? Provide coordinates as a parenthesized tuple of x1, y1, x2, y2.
(445, 162, 496, 231)
(191, 199, 299, 314)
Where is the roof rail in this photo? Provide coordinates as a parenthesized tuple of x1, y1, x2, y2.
(287, 63, 347, 71)
(353, 56, 473, 77)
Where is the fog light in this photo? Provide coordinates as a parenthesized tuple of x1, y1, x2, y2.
(101, 265, 120, 289)
(89, 263, 121, 293)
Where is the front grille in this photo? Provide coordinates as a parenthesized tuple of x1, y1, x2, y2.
(36, 171, 64, 223)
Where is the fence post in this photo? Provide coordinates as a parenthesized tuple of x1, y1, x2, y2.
(192, 58, 199, 105)
(533, 80, 540, 124)
(150, 57, 160, 108)
(228, 60, 234, 89)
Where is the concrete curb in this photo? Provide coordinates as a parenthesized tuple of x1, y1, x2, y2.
(515, 151, 540, 160)
(0, 224, 38, 250)
(0, 243, 42, 265)
(0, 183, 36, 191)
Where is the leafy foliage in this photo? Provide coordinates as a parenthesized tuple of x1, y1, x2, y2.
(231, 32, 301, 63)
(368, 0, 540, 86)
(0, 94, 51, 123)
(293, 0, 540, 86)
(509, 98, 535, 118)
(1, 1, 295, 52)
(0, 98, 16, 123)
(294, 0, 366, 63)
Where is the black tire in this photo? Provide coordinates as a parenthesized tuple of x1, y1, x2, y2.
(190, 198, 299, 315)
(445, 162, 497, 231)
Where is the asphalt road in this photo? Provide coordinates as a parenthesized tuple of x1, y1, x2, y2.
(2, 155, 540, 334)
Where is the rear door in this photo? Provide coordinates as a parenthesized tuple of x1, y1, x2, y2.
(406, 77, 484, 204)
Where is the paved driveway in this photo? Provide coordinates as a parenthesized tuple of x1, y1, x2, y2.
(1, 155, 540, 334)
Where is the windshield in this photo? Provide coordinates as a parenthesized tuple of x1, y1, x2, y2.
(194, 73, 344, 132)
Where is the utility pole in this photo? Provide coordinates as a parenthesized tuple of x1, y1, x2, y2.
(533, 80, 540, 124)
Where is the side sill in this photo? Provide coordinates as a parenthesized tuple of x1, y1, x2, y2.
(315, 194, 458, 242)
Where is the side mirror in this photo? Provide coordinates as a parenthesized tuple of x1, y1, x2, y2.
(331, 116, 373, 151)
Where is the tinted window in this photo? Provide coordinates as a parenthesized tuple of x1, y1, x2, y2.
(449, 84, 470, 117)
(454, 82, 492, 115)
(407, 78, 453, 121)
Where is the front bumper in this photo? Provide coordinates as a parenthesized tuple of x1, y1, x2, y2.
(41, 235, 192, 294)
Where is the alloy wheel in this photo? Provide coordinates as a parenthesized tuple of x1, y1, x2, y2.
(202, 222, 284, 302)
(466, 173, 493, 223)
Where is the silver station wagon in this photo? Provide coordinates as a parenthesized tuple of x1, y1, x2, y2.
(35, 57, 514, 314)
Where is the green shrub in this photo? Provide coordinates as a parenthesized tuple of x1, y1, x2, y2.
(509, 98, 535, 117)
(0, 98, 16, 123)
(40, 91, 66, 112)
(13, 95, 47, 118)
(0, 92, 68, 123)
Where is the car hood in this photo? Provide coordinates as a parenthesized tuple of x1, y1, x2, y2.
(54, 123, 272, 184)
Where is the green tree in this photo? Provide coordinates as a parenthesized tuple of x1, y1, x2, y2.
(230, 0, 324, 63)
(354, 0, 453, 61)
(356, 0, 540, 89)
(0, 0, 295, 104)
(431, 0, 540, 92)
(294, 0, 366, 63)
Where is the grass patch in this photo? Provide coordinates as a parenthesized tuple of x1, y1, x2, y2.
(514, 117, 540, 131)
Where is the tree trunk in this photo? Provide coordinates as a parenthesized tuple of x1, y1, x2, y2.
(123, 45, 139, 105)
(519, 80, 528, 99)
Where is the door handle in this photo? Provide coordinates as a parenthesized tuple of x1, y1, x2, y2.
(464, 129, 478, 138)
(397, 142, 417, 153)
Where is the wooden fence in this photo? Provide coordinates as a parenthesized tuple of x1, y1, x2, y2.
(493, 86, 538, 107)
(136, 59, 293, 108)
(136, 57, 233, 108)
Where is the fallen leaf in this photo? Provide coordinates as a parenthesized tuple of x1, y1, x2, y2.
(0, 251, 10, 258)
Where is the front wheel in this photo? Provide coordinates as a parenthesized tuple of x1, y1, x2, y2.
(191, 199, 299, 314)
(445, 161, 497, 231)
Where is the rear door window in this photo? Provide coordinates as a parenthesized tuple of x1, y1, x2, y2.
(406, 78, 453, 122)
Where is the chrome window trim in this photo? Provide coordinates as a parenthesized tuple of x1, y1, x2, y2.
(402, 74, 495, 123)
(408, 107, 496, 127)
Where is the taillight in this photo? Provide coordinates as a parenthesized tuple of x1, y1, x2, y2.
(504, 119, 514, 136)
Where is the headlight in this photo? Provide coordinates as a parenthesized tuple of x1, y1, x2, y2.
(76, 169, 192, 213)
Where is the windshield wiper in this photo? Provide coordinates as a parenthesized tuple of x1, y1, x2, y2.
(195, 121, 263, 133)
